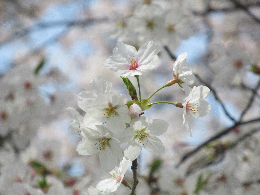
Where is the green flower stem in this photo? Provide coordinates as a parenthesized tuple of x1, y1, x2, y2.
(147, 85, 168, 100)
(148, 78, 180, 100)
(149, 101, 183, 108)
(135, 75, 141, 101)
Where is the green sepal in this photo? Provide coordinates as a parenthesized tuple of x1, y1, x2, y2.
(34, 58, 46, 74)
(126, 101, 134, 107)
(251, 64, 260, 74)
(140, 98, 151, 110)
(121, 77, 138, 100)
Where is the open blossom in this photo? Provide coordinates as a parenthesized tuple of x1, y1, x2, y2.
(104, 41, 160, 77)
(172, 53, 194, 86)
(123, 116, 168, 161)
(183, 86, 211, 136)
(78, 77, 130, 135)
(96, 157, 131, 192)
(76, 125, 123, 171)
(67, 107, 102, 137)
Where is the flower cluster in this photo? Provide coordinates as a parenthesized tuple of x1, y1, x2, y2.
(68, 41, 211, 194)
(108, 1, 195, 48)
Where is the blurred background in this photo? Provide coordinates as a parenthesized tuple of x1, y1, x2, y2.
(0, 0, 260, 194)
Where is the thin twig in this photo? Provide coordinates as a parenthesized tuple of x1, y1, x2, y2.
(239, 80, 260, 121)
(229, 128, 260, 149)
(176, 117, 260, 167)
(229, 0, 260, 24)
(164, 46, 176, 61)
(193, 2, 260, 16)
(0, 18, 108, 48)
(195, 74, 237, 122)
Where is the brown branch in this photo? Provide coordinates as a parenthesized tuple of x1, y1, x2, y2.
(176, 117, 260, 167)
(193, 2, 260, 16)
(131, 159, 139, 195)
(229, 0, 260, 24)
(195, 74, 237, 122)
(0, 18, 108, 48)
(163, 46, 176, 61)
(239, 79, 260, 121)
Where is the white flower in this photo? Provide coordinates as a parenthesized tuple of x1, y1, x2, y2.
(165, 9, 195, 50)
(104, 41, 160, 77)
(129, 5, 168, 45)
(96, 157, 131, 192)
(123, 116, 168, 161)
(76, 125, 123, 171)
(183, 86, 211, 136)
(210, 44, 251, 87)
(78, 78, 130, 135)
(172, 53, 195, 86)
(67, 107, 102, 137)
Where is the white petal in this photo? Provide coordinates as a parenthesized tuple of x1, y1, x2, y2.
(173, 53, 187, 74)
(96, 178, 118, 192)
(124, 142, 142, 161)
(144, 136, 165, 155)
(116, 42, 137, 60)
(83, 113, 102, 129)
(76, 138, 98, 155)
(90, 77, 112, 94)
(99, 147, 119, 171)
(200, 86, 210, 99)
(198, 100, 211, 117)
(78, 91, 97, 112)
(136, 41, 160, 65)
(183, 113, 192, 137)
(119, 157, 131, 175)
(148, 119, 168, 136)
(109, 139, 123, 161)
(67, 107, 83, 123)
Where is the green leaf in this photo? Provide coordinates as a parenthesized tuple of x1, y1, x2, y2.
(150, 159, 163, 174)
(121, 77, 138, 100)
(194, 173, 210, 194)
(34, 58, 46, 74)
(30, 160, 49, 175)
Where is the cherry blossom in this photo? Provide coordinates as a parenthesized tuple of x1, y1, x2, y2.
(123, 116, 168, 161)
(78, 78, 130, 134)
(76, 125, 123, 171)
(172, 53, 195, 85)
(104, 41, 160, 77)
(96, 157, 131, 192)
(183, 85, 211, 136)
(67, 107, 101, 137)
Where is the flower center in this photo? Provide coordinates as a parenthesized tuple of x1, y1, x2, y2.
(129, 58, 139, 70)
(146, 20, 154, 30)
(234, 60, 243, 69)
(95, 137, 111, 151)
(167, 24, 175, 33)
(186, 102, 199, 114)
(109, 169, 121, 183)
(133, 127, 149, 144)
(104, 102, 118, 118)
